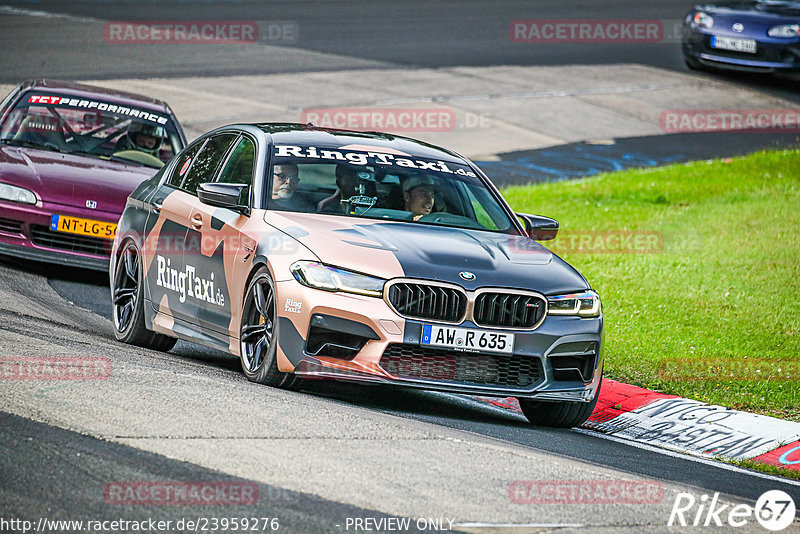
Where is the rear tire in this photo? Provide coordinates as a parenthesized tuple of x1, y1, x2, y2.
(112, 241, 177, 352)
(519, 377, 602, 428)
(239, 267, 301, 389)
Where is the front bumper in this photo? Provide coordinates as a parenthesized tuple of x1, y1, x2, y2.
(683, 28, 800, 72)
(274, 279, 603, 402)
(0, 200, 114, 271)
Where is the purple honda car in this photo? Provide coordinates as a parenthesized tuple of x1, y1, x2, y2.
(0, 80, 186, 271)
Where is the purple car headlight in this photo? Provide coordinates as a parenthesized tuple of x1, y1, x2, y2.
(547, 290, 601, 317)
(768, 24, 800, 38)
(0, 183, 37, 205)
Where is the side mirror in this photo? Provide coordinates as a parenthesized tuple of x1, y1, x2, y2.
(517, 213, 559, 241)
(197, 183, 250, 216)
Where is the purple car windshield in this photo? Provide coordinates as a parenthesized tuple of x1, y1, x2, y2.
(0, 92, 182, 168)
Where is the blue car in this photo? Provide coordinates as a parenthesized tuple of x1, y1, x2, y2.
(682, 1, 800, 79)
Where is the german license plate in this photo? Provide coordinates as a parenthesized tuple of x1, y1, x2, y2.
(421, 325, 514, 354)
(711, 35, 756, 54)
(50, 214, 117, 240)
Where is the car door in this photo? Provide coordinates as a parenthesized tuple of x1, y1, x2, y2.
(176, 132, 239, 332)
(142, 138, 206, 323)
(143, 133, 237, 326)
(184, 134, 257, 337)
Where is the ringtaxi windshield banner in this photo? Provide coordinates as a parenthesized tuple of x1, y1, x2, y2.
(273, 144, 477, 177)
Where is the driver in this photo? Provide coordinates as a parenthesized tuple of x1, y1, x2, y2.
(272, 163, 300, 200)
(270, 163, 313, 212)
(116, 122, 165, 157)
(403, 173, 436, 221)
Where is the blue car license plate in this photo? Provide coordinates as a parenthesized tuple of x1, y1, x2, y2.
(710, 35, 756, 54)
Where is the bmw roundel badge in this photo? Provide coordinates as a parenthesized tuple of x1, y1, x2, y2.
(459, 271, 476, 281)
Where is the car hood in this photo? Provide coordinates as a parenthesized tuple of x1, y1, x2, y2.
(266, 211, 590, 295)
(0, 145, 155, 215)
(700, 1, 800, 17)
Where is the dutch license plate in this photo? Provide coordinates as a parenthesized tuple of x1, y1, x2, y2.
(421, 324, 514, 354)
(711, 35, 756, 54)
(50, 214, 117, 240)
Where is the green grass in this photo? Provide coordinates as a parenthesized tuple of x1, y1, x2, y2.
(502, 150, 800, 422)
(726, 458, 800, 481)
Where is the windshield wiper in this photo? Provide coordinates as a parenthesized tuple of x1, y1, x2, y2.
(1, 140, 160, 169)
(0, 138, 66, 153)
(68, 149, 124, 163)
(100, 152, 163, 169)
(55, 149, 161, 169)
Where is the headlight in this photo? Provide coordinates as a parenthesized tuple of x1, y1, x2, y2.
(692, 11, 713, 29)
(548, 290, 601, 317)
(0, 183, 37, 205)
(768, 24, 800, 38)
(290, 261, 385, 297)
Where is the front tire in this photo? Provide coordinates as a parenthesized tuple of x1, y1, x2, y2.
(112, 241, 177, 352)
(684, 54, 711, 72)
(775, 70, 800, 82)
(239, 267, 300, 389)
(519, 377, 602, 428)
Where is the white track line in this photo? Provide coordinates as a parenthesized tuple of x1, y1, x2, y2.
(571, 428, 800, 487)
(453, 522, 583, 528)
(453, 394, 800, 486)
(0, 5, 95, 22)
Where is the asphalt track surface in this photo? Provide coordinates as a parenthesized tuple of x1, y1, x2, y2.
(2, 1, 800, 531)
(1, 0, 798, 103)
(1, 0, 705, 72)
(481, 132, 800, 185)
(29, 259, 800, 502)
(1, 411, 402, 533)
(0, 255, 796, 531)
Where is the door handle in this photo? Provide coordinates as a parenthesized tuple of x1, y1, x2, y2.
(190, 214, 203, 229)
(152, 198, 163, 214)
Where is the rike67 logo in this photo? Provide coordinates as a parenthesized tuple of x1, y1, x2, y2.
(669, 490, 796, 531)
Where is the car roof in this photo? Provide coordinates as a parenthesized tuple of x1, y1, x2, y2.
(22, 79, 172, 114)
(252, 123, 469, 164)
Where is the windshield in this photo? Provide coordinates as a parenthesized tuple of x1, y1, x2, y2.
(0, 92, 183, 168)
(267, 144, 515, 233)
